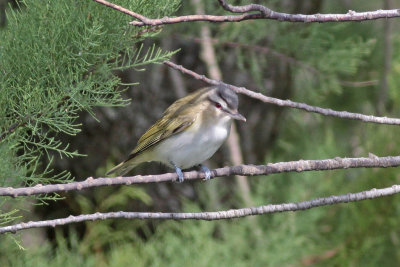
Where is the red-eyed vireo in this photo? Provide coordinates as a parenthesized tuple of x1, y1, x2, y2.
(106, 84, 246, 182)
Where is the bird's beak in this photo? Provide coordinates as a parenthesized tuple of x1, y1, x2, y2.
(228, 110, 246, 122)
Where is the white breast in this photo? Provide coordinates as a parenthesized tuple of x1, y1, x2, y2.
(151, 115, 232, 169)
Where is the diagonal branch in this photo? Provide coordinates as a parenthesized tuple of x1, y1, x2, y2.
(1, 155, 400, 197)
(91, 0, 150, 21)
(164, 61, 400, 125)
(91, 0, 400, 27)
(2, 183, 400, 234)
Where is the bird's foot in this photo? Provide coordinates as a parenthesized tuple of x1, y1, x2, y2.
(172, 163, 184, 183)
(199, 164, 212, 181)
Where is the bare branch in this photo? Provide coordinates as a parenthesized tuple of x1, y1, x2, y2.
(339, 80, 379, 88)
(2, 183, 400, 234)
(132, 26, 163, 39)
(217, 0, 272, 15)
(164, 61, 400, 125)
(1, 155, 400, 197)
(129, 13, 262, 26)
(91, 0, 400, 27)
(91, 0, 150, 22)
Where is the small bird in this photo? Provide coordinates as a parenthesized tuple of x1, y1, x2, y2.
(106, 84, 246, 182)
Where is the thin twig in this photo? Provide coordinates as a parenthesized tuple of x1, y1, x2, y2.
(185, 36, 378, 88)
(339, 80, 379, 88)
(1, 155, 400, 197)
(132, 26, 163, 39)
(1, 96, 71, 142)
(91, 0, 400, 27)
(217, 0, 271, 14)
(0, 120, 27, 142)
(188, 36, 319, 74)
(164, 61, 400, 125)
(2, 183, 400, 234)
(91, 0, 150, 21)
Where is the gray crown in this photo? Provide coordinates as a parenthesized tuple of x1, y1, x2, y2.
(216, 84, 238, 110)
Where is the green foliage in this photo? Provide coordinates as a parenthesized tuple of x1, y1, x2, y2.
(2, 0, 400, 266)
(0, 0, 178, 223)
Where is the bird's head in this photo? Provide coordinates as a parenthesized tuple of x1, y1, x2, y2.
(207, 85, 246, 122)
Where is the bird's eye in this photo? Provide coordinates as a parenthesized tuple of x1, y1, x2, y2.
(215, 103, 222, 109)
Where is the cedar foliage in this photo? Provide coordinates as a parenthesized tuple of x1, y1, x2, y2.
(0, 0, 178, 225)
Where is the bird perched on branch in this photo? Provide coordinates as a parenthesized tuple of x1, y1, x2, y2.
(106, 84, 246, 182)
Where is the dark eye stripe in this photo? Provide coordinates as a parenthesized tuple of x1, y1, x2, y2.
(218, 92, 228, 106)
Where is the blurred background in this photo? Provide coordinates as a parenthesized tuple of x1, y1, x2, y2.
(1, 0, 400, 266)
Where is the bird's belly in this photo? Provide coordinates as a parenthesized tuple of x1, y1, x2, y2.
(153, 123, 230, 169)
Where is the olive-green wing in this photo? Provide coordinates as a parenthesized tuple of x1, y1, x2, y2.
(124, 115, 195, 161)
(124, 87, 210, 162)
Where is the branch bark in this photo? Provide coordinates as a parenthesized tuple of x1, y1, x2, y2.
(164, 61, 400, 125)
(2, 183, 400, 234)
(91, 0, 400, 27)
(2, 155, 400, 197)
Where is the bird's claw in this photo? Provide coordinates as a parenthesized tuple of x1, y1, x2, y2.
(172, 163, 184, 183)
(200, 165, 212, 181)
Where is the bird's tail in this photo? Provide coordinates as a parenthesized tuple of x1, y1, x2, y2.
(106, 160, 139, 176)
